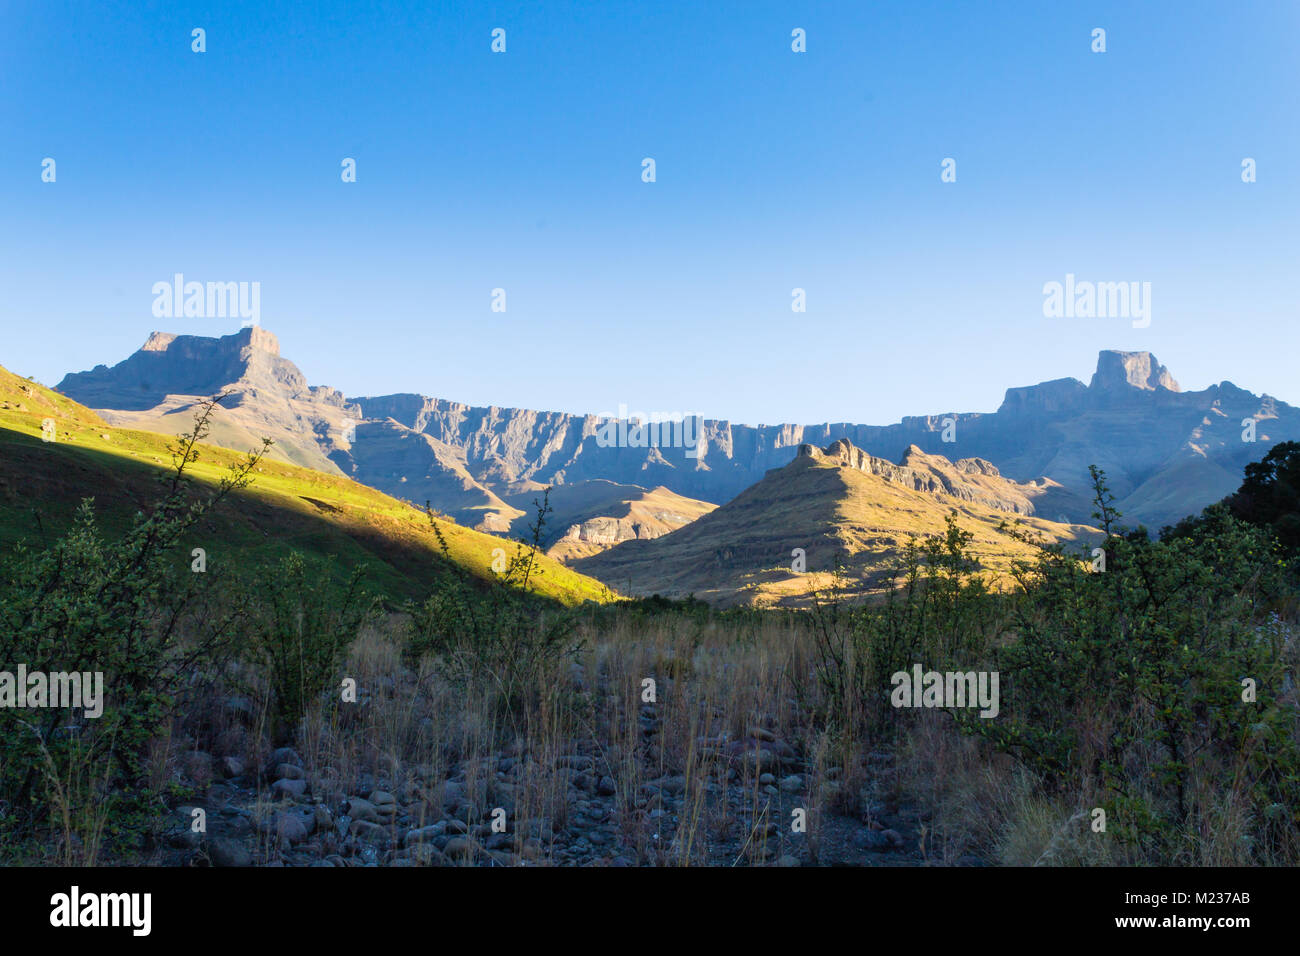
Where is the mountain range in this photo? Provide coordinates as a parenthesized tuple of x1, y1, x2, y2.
(57, 329, 1298, 541)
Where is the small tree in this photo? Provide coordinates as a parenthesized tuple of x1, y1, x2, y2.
(1230, 441, 1300, 555)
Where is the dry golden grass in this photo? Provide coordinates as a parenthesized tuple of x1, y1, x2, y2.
(43, 593, 1293, 868)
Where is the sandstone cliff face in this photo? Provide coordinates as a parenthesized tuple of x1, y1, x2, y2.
(1089, 350, 1181, 393)
(56, 333, 1300, 533)
(797, 440, 1041, 515)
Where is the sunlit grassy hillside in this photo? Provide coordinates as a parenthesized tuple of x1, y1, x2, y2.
(0, 365, 612, 606)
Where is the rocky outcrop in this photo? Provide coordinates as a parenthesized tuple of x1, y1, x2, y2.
(505, 481, 717, 562)
(1089, 350, 1180, 393)
(799, 440, 1038, 515)
(574, 438, 1089, 608)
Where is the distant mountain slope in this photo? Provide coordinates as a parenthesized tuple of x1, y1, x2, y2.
(572, 439, 1094, 608)
(501, 480, 717, 563)
(3, 363, 609, 606)
(57, 330, 1300, 532)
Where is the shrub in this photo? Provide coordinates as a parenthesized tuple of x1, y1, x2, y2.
(977, 467, 1299, 858)
(801, 512, 1005, 734)
(0, 398, 266, 859)
(242, 553, 373, 741)
(406, 489, 581, 726)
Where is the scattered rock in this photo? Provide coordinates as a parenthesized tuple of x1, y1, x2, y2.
(405, 823, 446, 847)
(271, 778, 308, 800)
(350, 819, 390, 848)
(269, 810, 311, 846)
(410, 843, 450, 866)
(344, 798, 381, 824)
(853, 828, 904, 851)
(266, 746, 302, 771)
(444, 836, 476, 861)
(206, 837, 252, 867)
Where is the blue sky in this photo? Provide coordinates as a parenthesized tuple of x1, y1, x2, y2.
(3, 0, 1297, 425)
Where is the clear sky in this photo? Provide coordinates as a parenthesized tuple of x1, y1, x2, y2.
(3, 1, 1297, 425)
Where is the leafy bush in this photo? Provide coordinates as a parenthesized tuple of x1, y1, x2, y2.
(979, 467, 1299, 857)
(242, 552, 373, 740)
(1230, 440, 1300, 554)
(406, 490, 581, 724)
(795, 463, 1298, 861)
(0, 399, 266, 859)
(1168, 440, 1300, 561)
(802, 512, 1005, 733)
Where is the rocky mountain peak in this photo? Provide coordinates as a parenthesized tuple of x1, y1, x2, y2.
(576, 435, 1085, 608)
(55, 327, 357, 474)
(141, 331, 177, 352)
(901, 443, 928, 461)
(1090, 350, 1180, 393)
(139, 325, 280, 358)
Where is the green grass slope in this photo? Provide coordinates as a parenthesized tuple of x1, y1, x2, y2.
(0, 365, 612, 606)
